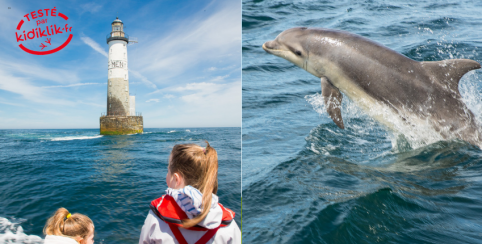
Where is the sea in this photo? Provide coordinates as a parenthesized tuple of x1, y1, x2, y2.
(243, 0, 482, 243)
(0, 127, 241, 243)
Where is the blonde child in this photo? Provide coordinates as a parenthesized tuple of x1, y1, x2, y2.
(44, 208, 95, 244)
(139, 141, 241, 244)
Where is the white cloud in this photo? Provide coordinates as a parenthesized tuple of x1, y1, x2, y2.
(210, 75, 229, 82)
(80, 35, 108, 57)
(0, 100, 25, 107)
(0, 59, 79, 84)
(155, 81, 239, 105)
(0, 68, 73, 105)
(75, 100, 104, 108)
(179, 83, 226, 103)
(147, 80, 241, 127)
(41, 83, 104, 88)
(80, 3, 103, 14)
(148, 81, 230, 98)
(131, 1, 241, 83)
(130, 69, 158, 89)
(171, 82, 219, 92)
(146, 99, 160, 103)
(208, 65, 238, 72)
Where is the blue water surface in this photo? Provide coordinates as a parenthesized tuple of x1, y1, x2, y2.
(0, 127, 240, 244)
(243, 0, 482, 243)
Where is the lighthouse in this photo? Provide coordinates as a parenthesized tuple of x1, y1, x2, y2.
(100, 17, 143, 135)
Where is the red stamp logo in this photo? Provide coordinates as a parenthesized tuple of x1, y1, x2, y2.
(15, 7, 73, 55)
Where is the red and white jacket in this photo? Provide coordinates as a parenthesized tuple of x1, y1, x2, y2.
(139, 195, 241, 244)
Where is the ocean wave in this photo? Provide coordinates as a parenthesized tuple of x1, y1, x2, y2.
(0, 217, 43, 244)
(49, 135, 103, 141)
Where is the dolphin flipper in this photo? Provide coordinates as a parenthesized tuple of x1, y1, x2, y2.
(321, 77, 344, 129)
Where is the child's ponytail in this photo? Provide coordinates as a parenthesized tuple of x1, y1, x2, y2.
(44, 207, 94, 239)
(169, 141, 219, 228)
(182, 141, 218, 228)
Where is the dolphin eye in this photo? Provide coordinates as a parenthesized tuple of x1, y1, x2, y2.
(295, 51, 302, 56)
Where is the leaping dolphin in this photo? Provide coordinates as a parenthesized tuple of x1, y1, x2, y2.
(263, 27, 482, 148)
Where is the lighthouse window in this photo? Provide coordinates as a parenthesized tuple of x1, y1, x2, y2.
(109, 81, 112, 86)
(126, 97, 128, 102)
(110, 92, 112, 96)
(124, 74, 127, 80)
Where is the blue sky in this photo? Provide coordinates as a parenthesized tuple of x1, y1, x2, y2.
(0, 0, 241, 129)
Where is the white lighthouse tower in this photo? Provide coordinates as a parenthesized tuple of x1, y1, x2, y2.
(100, 17, 143, 135)
(107, 17, 130, 116)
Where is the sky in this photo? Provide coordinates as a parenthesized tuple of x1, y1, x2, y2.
(0, 0, 241, 129)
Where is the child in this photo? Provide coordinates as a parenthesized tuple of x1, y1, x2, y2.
(43, 207, 95, 244)
(139, 141, 241, 244)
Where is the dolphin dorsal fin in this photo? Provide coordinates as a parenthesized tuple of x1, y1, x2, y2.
(421, 59, 481, 92)
(321, 77, 344, 129)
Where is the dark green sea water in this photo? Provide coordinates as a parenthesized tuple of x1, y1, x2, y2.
(243, 0, 482, 243)
(0, 128, 241, 243)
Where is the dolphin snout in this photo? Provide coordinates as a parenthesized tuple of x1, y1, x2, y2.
(262, 40, 277, 52)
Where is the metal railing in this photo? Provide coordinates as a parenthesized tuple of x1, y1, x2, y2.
(106, 32, 129, 44)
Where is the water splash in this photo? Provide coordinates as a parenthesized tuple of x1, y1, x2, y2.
(0, 217, 43, 244)
(460, 70, 482, 124)
(305, 90, 477, 151)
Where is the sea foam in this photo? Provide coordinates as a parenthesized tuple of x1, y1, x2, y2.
(0, 217, 43, 244)
(50, 135, 103, 141)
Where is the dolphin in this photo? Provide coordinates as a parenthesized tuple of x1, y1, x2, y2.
(263, 27, 482, 147)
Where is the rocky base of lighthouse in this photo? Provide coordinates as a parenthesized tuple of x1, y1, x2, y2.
(100, 116, 143, 135)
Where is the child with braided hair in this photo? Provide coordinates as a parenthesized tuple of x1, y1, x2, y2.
(139, 141, 241, 244)
(43, 207, 94, 244)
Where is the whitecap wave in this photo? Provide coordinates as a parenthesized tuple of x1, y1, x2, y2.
(168, 130, 176, 133)
(49, 135, 103, 141)
(0, 217, 43, 244)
